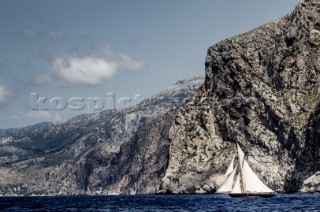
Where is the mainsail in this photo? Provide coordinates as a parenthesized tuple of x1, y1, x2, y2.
(217, 143, 274, 194)
(242, 160, 274, 193)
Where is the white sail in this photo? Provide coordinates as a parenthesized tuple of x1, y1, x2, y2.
(231, 174, 242, 193)
(216, 143, 275, 195)
(236, 143, 245, 169)
(242, 160, 274, 193)
(216, 165, 238, 193)
(225, 154, 235, 176)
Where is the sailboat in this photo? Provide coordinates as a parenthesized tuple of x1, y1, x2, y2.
(216, 143, 276, 198)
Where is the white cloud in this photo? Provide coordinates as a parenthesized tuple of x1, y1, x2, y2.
(117, 53, 146, 70)
(52, 57, 119, 85)
(41, 45, 145, 86)
(0, 84, 9, 105)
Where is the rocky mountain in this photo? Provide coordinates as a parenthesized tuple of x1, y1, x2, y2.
(1, 0, 320, 196)
(161, 0, 320, 194)
(0, 76, 203, 195)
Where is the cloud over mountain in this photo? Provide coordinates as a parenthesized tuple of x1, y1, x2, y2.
(40, 45, 145, 86)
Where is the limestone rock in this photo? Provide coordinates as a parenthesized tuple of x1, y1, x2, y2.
(300, 171, 320, 192)
(161, 0, 320, 194)
(0, 76, 204, 195)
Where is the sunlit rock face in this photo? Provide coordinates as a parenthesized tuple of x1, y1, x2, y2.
(161, 1, 320, 194)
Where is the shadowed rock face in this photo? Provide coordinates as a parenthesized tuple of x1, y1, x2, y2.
(161, 1, 320, 194)
(59, 112, 174, 195)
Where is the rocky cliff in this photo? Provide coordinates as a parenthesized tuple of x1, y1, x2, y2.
(0, 76, 203, 195)
(1, 0, 320, 196)
(161, 0, 320, 194)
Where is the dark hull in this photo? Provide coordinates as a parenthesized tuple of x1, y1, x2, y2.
(229, 193, 276, 199)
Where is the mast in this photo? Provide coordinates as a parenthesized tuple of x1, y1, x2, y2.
(231, 174, 241, 194)
(225, 154, 235, 176)
(236, 143, 246, 193)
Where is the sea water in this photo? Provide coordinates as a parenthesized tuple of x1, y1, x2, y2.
(0, 193, 319, 211)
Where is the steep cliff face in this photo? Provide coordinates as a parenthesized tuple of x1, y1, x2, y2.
(0, 76, 203, 195)
(161, 0, 320, 194)
(59, 112, 174, 195)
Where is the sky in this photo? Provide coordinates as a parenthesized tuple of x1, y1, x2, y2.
(0, 0, 299, 129)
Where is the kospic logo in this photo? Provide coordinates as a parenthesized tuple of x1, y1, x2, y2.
(30, 92, 144, 113)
